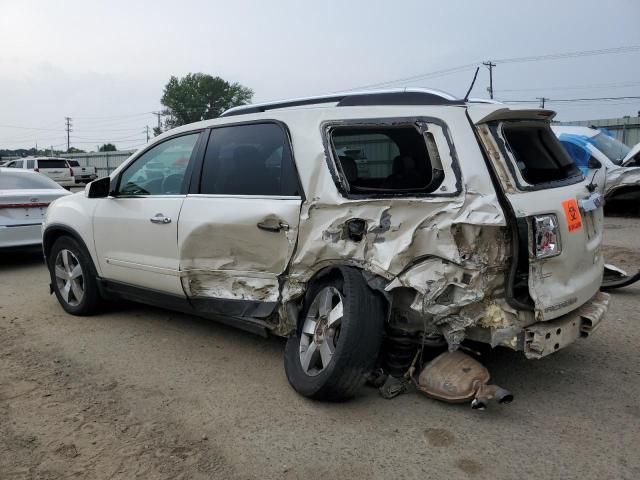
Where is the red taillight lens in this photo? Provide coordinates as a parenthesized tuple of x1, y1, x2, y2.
(532, 214, 562, 259)
(69, 167, 74, 176)
(0, 203, 50, 209)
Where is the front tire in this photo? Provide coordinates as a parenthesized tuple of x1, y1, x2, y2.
(284, 268, 385, 401)
(48, 236, 101, 315)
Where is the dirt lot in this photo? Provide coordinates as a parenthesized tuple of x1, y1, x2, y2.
(1, 218, 639, 480)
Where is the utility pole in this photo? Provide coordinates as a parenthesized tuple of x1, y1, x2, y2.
(65, 117, 72, 152)
(145, 125, 150, 142)
(483, 61, 496, 99)
(536, 97, 548, 108)
(152, 112, 162, 133)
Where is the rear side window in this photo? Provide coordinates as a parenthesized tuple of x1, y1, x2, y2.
(329, 126, 443, 194)
(38, 159, 68, 169)
(500, 122, 580, 185)
(67, 160, 80, 167)
(200, 123, 300, 196)
(10, 160, 24, 168)
(26, 160, 35, 169)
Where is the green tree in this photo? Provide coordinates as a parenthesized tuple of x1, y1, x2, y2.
(157, 73, 253, 133)
(98, 143, 117, 152)
(67, 147, 86, 153)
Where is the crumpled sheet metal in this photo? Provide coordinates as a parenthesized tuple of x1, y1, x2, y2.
(278, 109, 512, 342)
(605, 165, 640, 197)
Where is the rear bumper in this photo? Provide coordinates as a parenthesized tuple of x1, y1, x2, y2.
(523, 291, 609, 359)
(75, 175, 97, 183)
(0, 223, 43, 248)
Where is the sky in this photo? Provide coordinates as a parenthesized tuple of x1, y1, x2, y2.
(1, 0, 639, 151)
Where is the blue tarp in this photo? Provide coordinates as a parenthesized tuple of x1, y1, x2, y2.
(558, 133, 595, 175)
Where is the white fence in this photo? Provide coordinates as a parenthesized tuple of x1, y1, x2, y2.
(64, 151, 135, 178)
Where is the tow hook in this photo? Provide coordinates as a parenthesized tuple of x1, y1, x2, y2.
(415, 350, 513, 409)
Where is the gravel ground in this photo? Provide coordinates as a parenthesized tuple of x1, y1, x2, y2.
(0, 218, 638, 480)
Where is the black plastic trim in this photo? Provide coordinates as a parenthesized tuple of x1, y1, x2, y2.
(221, 91, 463, 117)
(96, 278, 273, 337)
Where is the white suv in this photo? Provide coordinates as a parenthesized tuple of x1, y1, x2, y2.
(5, 157, 75, 188)
(42, 89, 609, 401)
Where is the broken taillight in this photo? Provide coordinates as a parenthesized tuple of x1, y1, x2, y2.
(532, 214, 562, 259)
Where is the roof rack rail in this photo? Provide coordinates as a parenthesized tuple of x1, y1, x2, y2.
(221, 88, 464, 117)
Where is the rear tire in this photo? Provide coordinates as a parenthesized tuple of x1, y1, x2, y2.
(284, 267, 385, 401)
(48, 236, 101, 315)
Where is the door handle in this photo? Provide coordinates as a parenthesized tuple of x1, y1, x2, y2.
(150, 213, 172, 224)
(257, 218, 289, 232)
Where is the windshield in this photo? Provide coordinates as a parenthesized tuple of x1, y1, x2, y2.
(591, 132, 630, 165)
(0, 171, 65, 190)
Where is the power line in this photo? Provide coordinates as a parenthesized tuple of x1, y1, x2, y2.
(493, 45, 640, 64)
(497, 80, 640, 93)
(343, 44, 640, 92)
(500, 95, 640, 104)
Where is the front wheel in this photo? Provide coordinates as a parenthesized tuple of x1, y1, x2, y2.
(284, 268, 385, 401)
(48, 236, 101, 315)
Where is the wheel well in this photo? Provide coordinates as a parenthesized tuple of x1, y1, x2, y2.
(42, 226, 92, 263)
(304, 266, 390, 319)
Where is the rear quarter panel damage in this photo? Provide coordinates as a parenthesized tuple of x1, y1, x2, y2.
(276, 107, 513, 345)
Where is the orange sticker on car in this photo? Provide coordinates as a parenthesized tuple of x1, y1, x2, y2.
(562, 199, 582, 232)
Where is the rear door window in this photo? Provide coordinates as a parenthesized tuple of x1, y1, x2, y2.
(38, 159, 69, 169)
(199, 123, 300, 196)
(497, 122, 581, 186)
(67, 160, 80, 167)
(26, 160, 35, 169)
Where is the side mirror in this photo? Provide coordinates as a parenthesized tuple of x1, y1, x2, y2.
(87, 177, 111, 198)
(587, 157, 602, 170)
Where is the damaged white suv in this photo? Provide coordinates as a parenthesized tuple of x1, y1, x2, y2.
(43, 89, 609, 403)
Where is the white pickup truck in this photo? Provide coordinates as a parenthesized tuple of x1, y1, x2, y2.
(66, 160, 98, 184)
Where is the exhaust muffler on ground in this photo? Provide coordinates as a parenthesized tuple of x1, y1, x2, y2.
(414, 350, 513, 409)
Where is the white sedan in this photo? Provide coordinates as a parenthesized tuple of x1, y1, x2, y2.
(0, 168, 72, 249)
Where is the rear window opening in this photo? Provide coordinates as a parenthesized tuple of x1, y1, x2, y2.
(329, 126, 444, 195)
(499, 122, 581, 185)
(38, 159, 69, 169)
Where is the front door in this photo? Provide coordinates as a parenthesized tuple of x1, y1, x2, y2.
(93, 132, 202, 296)
(178, 122, 303, 317)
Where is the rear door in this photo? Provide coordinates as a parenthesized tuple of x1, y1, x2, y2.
(93, 132, 202, 295)
(471, 108, 604, 320)
(178, 122, 302, 317)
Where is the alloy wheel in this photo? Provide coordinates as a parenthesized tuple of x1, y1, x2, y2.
(54, 249, 85, 307)
(299, 286, 344, 376)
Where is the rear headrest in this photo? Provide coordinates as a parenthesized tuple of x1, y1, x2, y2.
(233, 145, 262, 166)
(392, 155, 416, 175)
(339, 156, 358, 182)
